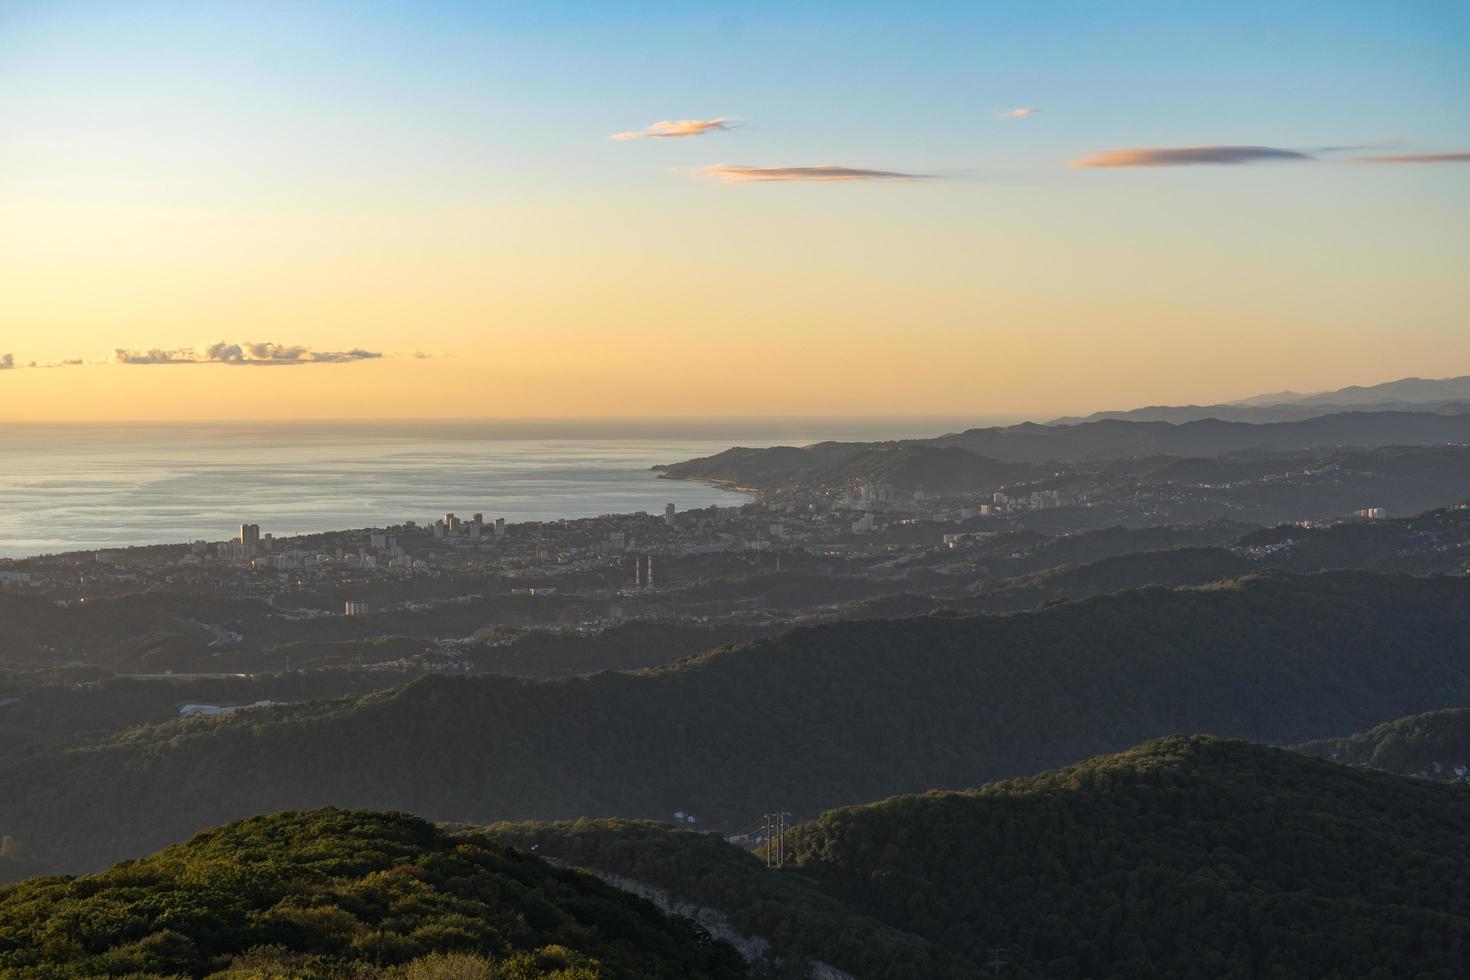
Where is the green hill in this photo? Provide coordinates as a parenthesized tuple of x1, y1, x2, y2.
(1295, 708, 1470, 780)
(6, 571, 1470, 875)
(481, 738, 1470, 979)
(479, 819, 971, 980)
(0, 808, 746, 979)
(786, 736, 1470, 978)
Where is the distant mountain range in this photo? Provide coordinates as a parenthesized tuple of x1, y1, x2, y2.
(660, 415, 1470, 492)
(1050, 374, 1470, 424)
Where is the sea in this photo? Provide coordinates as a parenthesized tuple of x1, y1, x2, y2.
(0, 417, 1002, 558)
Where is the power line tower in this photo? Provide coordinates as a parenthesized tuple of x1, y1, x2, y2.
(761, 811, 791, 867)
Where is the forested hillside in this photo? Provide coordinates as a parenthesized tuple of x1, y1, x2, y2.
(480, 820, 972, 980)
(5, 571, 1470, 874)
(786, 736, 1470, 978)
(1294, 708, 1470, 780)
(0, 808, 746, 979)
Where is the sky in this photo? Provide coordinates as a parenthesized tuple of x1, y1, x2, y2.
(1, 0, 1467, 421)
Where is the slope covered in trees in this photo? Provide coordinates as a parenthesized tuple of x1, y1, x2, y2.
(480, 820, 971, 980)
(0, 808, 746, 979)
(1294, 708, 1470, 780)
(483, 738, 1470, 979)
(785, 736, 1470, 978)
(5, 571, 1470, 874)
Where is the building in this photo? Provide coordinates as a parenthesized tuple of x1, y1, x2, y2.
(632, 553, 654, 588)
(240, 523, 261, 552)
(344, 600, 370, 616)
(664, 502, 676, 526)
(178, 699, 283, 719)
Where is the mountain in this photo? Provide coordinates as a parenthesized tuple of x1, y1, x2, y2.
(6, 571, 1470, 874)
(1050, 374, 1470, 424)
(783, 736, 1470, 978)
(0, 808, 747, 979)
(481, 818, 973, 980)
(660, 412, 1470, 484)
(1294, 708, 1470, 781)
(933, 411, 1470, 463)
(484, 737, 1470, 978)
(800, 445, 1040, 494)
(1277, 375, 1470, 408)
(1049, 399, 1470, 425)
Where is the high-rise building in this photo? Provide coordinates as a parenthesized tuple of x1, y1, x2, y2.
(664, 502, 676, 526)
(239, 523, 261, 554)
(494, 517, 506, 538)
(633, 553, 654, 588)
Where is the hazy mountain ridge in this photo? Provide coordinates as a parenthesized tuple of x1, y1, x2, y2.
(661, 411, 1470, 481)
(1050, 374, 1470, 424)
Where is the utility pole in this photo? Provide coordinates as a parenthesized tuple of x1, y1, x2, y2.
(985, 947, 1009, 976)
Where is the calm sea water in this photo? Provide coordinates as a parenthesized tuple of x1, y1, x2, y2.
(0, 418, 996, 557)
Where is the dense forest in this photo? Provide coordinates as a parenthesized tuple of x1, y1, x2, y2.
(784, 736, 1470, 978)
(479, 819, 972, 980)
(0, 808, 747, 979)
(482, 739, 1470, 979)
(5, 570, 1470, 874)
(1295, 708, 1470, 780)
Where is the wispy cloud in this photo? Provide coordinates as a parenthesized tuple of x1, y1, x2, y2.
(682, 164, 935, 184)
(996, 108, 1040, 119)
(1314, 140, 1403, 154)
(113, 342, 383, 366)
(0, 354, 86, 371)
(1070, 145, 1313, 168)
(1349, 151, 1470, 164)
(609, 118, 736, 141)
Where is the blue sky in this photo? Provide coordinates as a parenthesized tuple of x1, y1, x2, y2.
(1, 1, 1467, 419)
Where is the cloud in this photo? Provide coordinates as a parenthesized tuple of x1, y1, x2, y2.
(0, 354, 86, 370)
(1314, 140, 1402, 154)
(113, 342, 383, 366)
(1070, 145, 1313, 168)
(996, 108, 1040, 119)
(609, 118, 736, 141)
(682, 164, 935, 184)
(1349, 152, 1470, 164)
